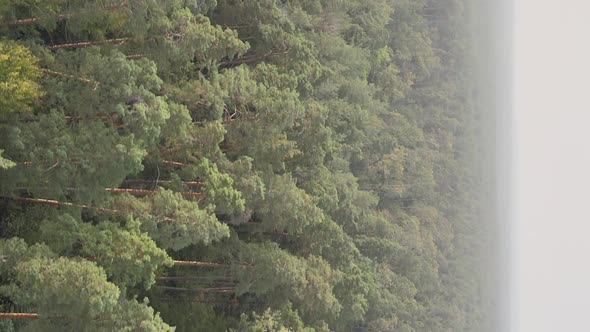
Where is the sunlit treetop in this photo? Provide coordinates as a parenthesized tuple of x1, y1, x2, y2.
(0, 39, 43, 113)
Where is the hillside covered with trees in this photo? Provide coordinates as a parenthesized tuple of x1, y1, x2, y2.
(0, 0, 488, 331)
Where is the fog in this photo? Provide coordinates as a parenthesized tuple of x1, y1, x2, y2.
(514, 0, 590, 331)
(470, 0, 513, 331)
(472, 0, 590, 330)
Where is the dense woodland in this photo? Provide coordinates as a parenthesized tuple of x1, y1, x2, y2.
(0, 0, 488, 331)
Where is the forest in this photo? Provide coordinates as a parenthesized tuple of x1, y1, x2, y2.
(0, 0, 489, 331)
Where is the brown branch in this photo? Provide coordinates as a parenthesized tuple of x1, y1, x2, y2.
(47, 38, 130, 50)
(15, 158, 92, 167)
(10, 197, 174, 222)
(223, 24, 258, 29)
(218, 49, 290, 68)
(0, 313, 40, 319)
(162, 160, 188, 167)
(7, 15, 69, 26)
(14, 184, 204, 202)
(156, 276, 232, 282)
(105, 187, 204, 198)
(192, 114, 258, 126)
(121, 179, 203, 187)
(126, 54, 145, 59)
(172, 260, 251, 269)
(13, 197, 122, 214)
(106, 187, 158, 196)
(63, 114, 119, 121)
(157, 286, 235, 293)
(151, 297, 235, 304)
(14, 178, 204, 200)
(41, 69, 99, 89)
(1, 114, 119, 126)
(0, 312, 117, 321)
(172, 260, 229, 268)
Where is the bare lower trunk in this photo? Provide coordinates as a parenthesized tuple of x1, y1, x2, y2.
(172, 260, 250, 268)
(162, 160, 188, 167)
(41, 69, 99, 88)
(11, 197, 174, 222)
(4, 2, 128, 26)
(47, 38, 130, 50)
(126, 54, 144, 59)
(121, 179, 203, 187)
(172, 260, 229, 268)
(157, 286, 235, 293)
(105, 187, 204, 198)
(13, 197, 122, 214)
(157, 276, 232, 281)
(0, 313, 40, 319)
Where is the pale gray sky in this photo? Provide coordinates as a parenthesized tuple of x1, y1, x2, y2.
(514, 0, 590, 331)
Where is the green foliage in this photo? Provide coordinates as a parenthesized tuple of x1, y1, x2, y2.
(0, 149, 15, 169)
(0, 240, 173, 331)
(38, 214, 173, 290)
(156, 302, 232, 332)
(232, 305, 324, 332)
(0, 40, 42, 113)
(132, 189, 230, 251)
(0, 0, 484, 330)
(225, 241, 342, 321)
(195, 158, 245, 214)
(256, 174, 326, 234)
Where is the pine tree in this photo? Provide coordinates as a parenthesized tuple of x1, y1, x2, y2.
(0, 238, 173, 331)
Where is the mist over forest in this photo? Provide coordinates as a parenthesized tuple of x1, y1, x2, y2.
(0, 0, 503, 331)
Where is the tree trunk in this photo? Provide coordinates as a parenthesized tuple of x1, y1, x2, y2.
(15, 186, 204, 199)
(172, 260, 229, 268)
(0, 313, 40, 319)
(122, 179, 203, 187)
(126, 54, 144, 59)
(105, 187, 204, 199)
(47, 38, 130, 50)
(4, 2, 128, 26)
(172, 260, 250, 268)
(41, 69, 99, 89)
(162, 160, 188, 167)
(157, 286, 235, 293)
(10, 197, 175, 222)
(157, 276, 232, 281)
(222, 24, 258, 29)
(13, 197, 122, 214)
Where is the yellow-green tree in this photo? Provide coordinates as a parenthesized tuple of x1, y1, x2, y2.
(0, 40, 42, 113)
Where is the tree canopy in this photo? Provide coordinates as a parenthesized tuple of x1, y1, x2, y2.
(0, 0, 487, 331)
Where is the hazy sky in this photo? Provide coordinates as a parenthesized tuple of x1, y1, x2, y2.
(514, 0, 590, 331)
